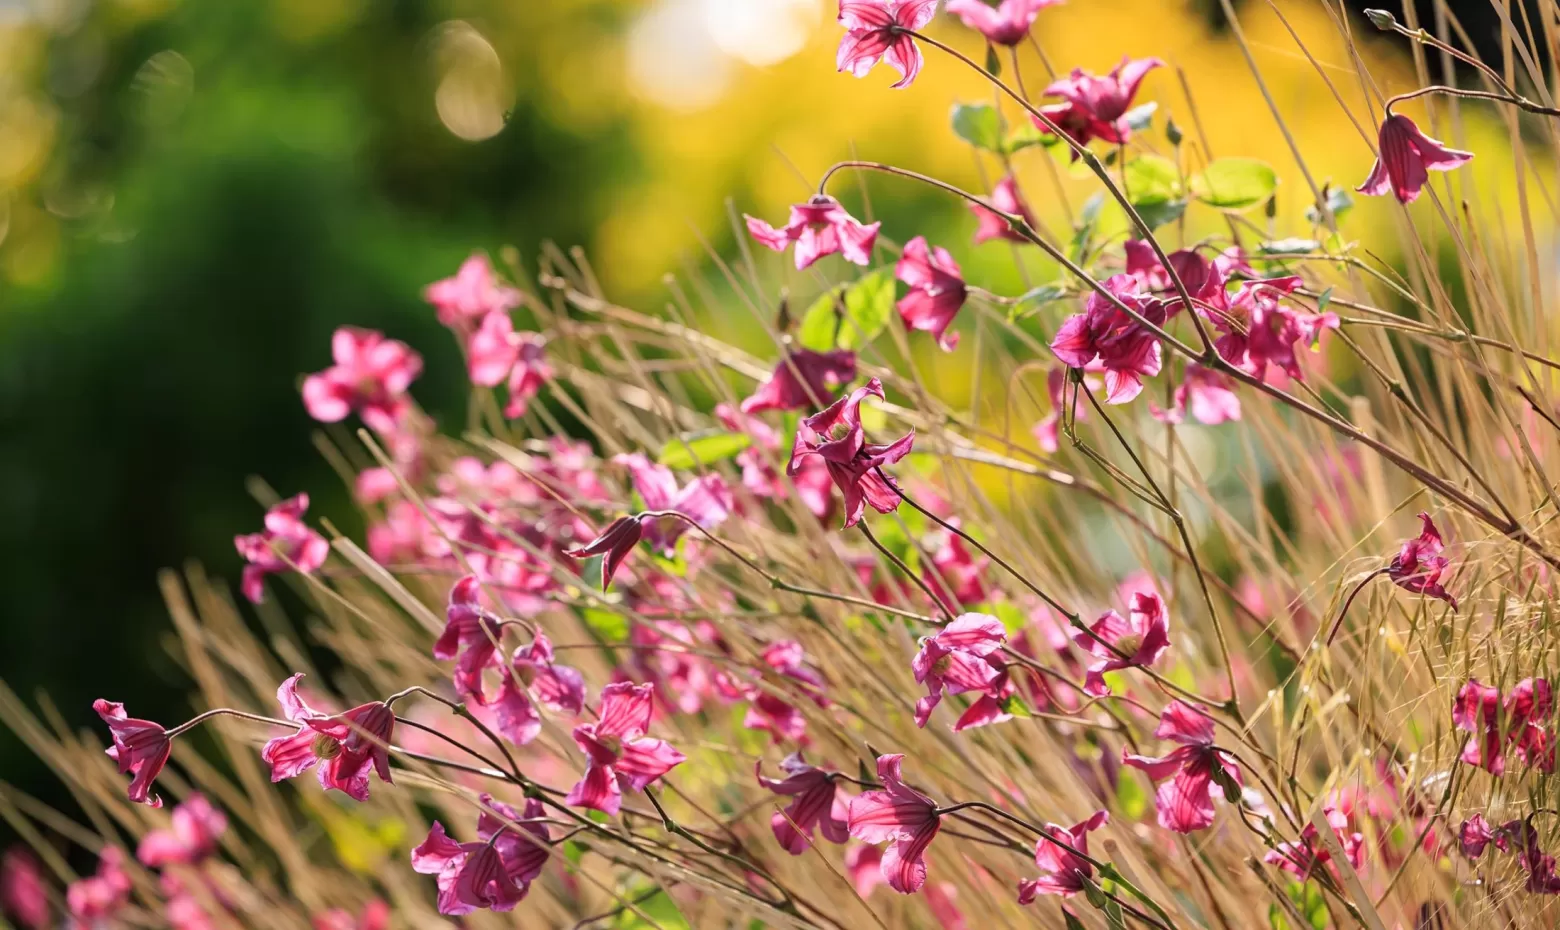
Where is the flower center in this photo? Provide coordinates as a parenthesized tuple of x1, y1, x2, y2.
(1116, 633, 1143, 656)
(312, 733, 342, 760)
(931, 654, 953, 677)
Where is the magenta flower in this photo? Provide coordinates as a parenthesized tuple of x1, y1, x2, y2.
(1357, 114, 1473, 204)
(565, 515, 644, 590)
(467, 311, 551, 418)
(1038, 57, 1163, 150)
(836, 1, 940, 89)
(716, 403, 789, 500)
(313, 901, 390, 930)
(1454, 678, 1555, 775)
(65, 848, 130, 923)
(911, 612, 1006, 728)
(946, 0, 1061, 46)
(436, 575, 506, 701)
(1050, 274, 1166, 404)
(924, 522, 989, 607)
(741, 349, 858, 414)
(1122, 701, 1241, 833)
(895, 236, 968, 352)
(786, 378, 915, 527)
(746, 196, 880, 271)
(1151, 364, 1242, 426)
(1, 847, 49, 930)
(743, 641, 830, 744)
(565, 682, 686, 815)
(970, 175, 1036, 245)
(94, 699, 172, 807)
(137, 794, 227, 867)
(233, 493, 330, 604)
(425, 254, 522, 330)
(1388, 513, 1457, 609)
(613, 453, 734, 553)
(1459, 813, 1503, 859)
(1193, 270, 1336, 384)
(1264, 807, 1366, 880)
(487, 631, 587, 747)
(1016, 810, 1108, 902)
(411, 796, 550, 916)
(260, 674, 395, 801)
(302, 327, 423, 434)
(1072, 590, 1170, 697)
(757, 754, 851, 854)
(847, 754, 942, 894)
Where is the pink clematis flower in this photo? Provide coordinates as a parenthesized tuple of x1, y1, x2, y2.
(1357, 114, 1473, 204)
(1151, 365, 1242, 426)
(137, 794, 227, 867)
(233, 494, 331, 604)
(486, 631, 588, 747)
(94, 699, 172, 807)
(924, 523, 989, 607)
(1050, 274, 1167, 404)
(436, 575, 506, 702)
(566, 515, 644, 590)
(302, 327, 423, 434)
(970, 175, 1036, 245)
(741, 349, 858, 415)
(1122, 701, 1242, 833)
(757, 754, 851, 854)
(895, 236, 968, 351)
(746, 196, 880, 271)
(565, 682, 686, 815)
(1454, 678, 1555, 775)
(1264, 807, 1366, 880)
(786, 378, 915, 527)
(313, 900, 391, 930)
(613, 453, 734, 553)
(425, 254, 522, 330)
(260, 674, 395, 802)
(911, 613, 1006, 728)
(467, 311, 552, 418)
(845, 843, 885, 898)
(1072, 590, 1170, 697)
(65, 848, 131, 923)
(1, 847, 49, 930)
(411, 796, 550, 916)
(946, 0, 1061, 46)
(1388, 513, 1457, 609)
(1038, 57, 1163, 150)
(744, 641, 830, 744)
(847, 754, 942, 894)
(836, 1, 940, 89)
(1458, 813, 1502, 859)
(1017, 810, 1109, 902)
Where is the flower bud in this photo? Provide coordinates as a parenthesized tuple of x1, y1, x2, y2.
(1364, 9, 1396, 30)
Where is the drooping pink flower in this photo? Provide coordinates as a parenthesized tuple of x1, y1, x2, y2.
(836, 1, 940, 89)
(486, 631, 588, 747)
(1122, 701, 1242, 833)
(924, 523, 989, 607)
(1458, 813, 1499, 859)
(845, 843, 885, 898)
(1151, 364, 1242, 425)
(895, 236, 968, 352)
(426, 254, 522, 330)
(1072, 590, 1170, 697)
(467, 311, 552, 418)
(911, 613, 1006, 728)
(94, 699, 172, 807)
(1050, 274, 1166, 404)
(1506, 678, 1556, 772)
(786, 378, 915, 527)
(1, 847, 48, 929)
(233, 494, 331, 604)
(745, 196, 881, 271)
(1264, 807, 1366, 880)
(137, 794, 227, 867)
(1357, 114, 1473, 204)
(743, 641, 830, 744)
(1037, 57, 1163, 150)
(970, 175, 1036, 245)
(1017, 810, 1108, 902)
(741, 350, 858, 415)
(66, 849, 131, 922)
(757, 754, 851, 854)
(1454, 678, 1555, 775)
(613, 453, 734, 553)
(925, 882, 969, 930)
(411, 795, 551, 916)
(1453, 679, 1503, 775)
(260, 674, 394, 801)
(436, 575, 506, 702)
(1388, 513, 1457, 609)
(302, 327, 423, 433)
(565, 682, 686, 815)
(946, 0, 1061, 45)
(847, 754, 942, 894)
(313, 900, 391, 930)
(565, 515, 644, 590)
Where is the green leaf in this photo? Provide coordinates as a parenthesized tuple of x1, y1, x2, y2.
(583, 607, 629, 642)
(1123, 155, 1180, 205)
(1134, 199, 1186, 231)
(1195, 157, 1279, 211)
(613, 889, 692, 929)
(1165, 118, 1183, 147)
(1211, 764, 1242, 803)
(1315, 286, 1333, 314)
(1285, 881, 1328, 930)
(952, 103, 1004, 152)
(984, 43, 1002, 76)
(1305, 184, 1354, 224)
(1063, 912, 1088, 930)
(657, 431, 752, 470)
(1116, 768, 1150, 820)
(984, 600, 1030, 635)
(1005, 124, 1058, 154)
(1007, 284, 1067, 322)
(1268, 903, 1292, 930)
(1070, 193, 1105, 263)
(796, 286, 846, 352)
(1123, 101, 1158, 132)
(795, 269, 895, 351)
(999, 692, 1033, 718)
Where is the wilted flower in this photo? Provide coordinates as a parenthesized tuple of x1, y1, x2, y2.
(613, 453, 734, 552)
(1038, 57, 1163, 150)
(1122, 701, 1242, 833)
(94, 699, 172, 807)
(1073, 590, 1170, 697)
(1017, 810, 1108, 901)
(566, 682, 686, 815)
(757, 754, 851, 854)
(302, 327, 423, 433)
(1264, 807, 1366, 879)
(260, 674, 395, 801)
(1357, 113, 1473, 204)
(65, 848, 131, 923)
(741, 349, 858, 415)
(137, 794, 227, 867)
(786, 378, 915, 527)
(895, 236, 968, 351)
(1, 847, 48, 929)
(836, 1, 940, 89)
(970, 175, 1036, 245)
(946, 0, 1061, 46)
(911, 613, 1006, 728)
(848, 754, 942, 894)
(411, 795, 550, 916)
(425, 253, 522, 329)
(1387, 513, 1457, 609)
(467, 311, 551, 418)
(745, 195, 880, 270)
(1050, 274, 1166, 404)
(565, 515, 644, 590)
(233, 494, 330, 604)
